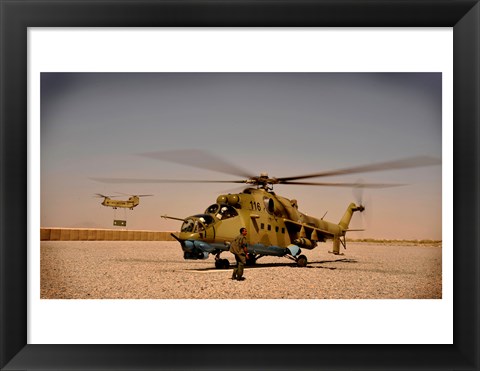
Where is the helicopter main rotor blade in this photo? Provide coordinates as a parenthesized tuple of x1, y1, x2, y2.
(113, 192, 154, 197)
(138, 149, 255, 179)
(281, 181, 406, 188)
(94, 193, 123, 198)
(90, 177, 247, 184)
(278, 156, 441, 182)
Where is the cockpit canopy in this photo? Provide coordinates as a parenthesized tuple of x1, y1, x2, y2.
(180, 214, 215, 233)
(205, 203, 238, 220)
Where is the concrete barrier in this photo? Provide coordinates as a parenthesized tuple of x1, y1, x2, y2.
(79, 229, 89, 240)
(40, 228, 178, 241)
(40, 228, 51, 241)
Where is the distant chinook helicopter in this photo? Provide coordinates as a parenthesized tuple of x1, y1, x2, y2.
(92, 150, 440, 268)
(95, 193, 153, 210)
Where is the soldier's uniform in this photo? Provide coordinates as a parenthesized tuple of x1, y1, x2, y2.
(229, 233, 247, 280)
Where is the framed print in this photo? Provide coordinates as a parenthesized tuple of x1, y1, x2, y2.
(1, 1, 479, 370)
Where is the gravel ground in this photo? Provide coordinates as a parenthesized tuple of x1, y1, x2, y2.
(40, 241, 442, 299)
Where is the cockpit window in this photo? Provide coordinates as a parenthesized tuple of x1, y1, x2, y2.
(205, 204, 220, 214)
(193, 214, 214, 226)
(181, 219, 195, 233)
(180, 214, 214, 233)
(214, 205, 238, 220)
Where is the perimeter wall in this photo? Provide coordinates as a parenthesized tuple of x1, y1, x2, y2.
(40, 228, 178, 241)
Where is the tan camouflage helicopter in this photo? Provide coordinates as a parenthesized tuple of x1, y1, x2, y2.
(92, 150, 440, 268)
(95, 193, 153, 210)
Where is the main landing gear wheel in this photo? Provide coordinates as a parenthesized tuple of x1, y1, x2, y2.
(215, 259, 230, 269)
(296, 254, 308, 267)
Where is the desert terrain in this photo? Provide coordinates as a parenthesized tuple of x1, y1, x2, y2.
(40, 240, 442, 299)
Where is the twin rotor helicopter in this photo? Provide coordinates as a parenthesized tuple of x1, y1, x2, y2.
(95, 193, 153, 210)
(92, 150, 440, 268)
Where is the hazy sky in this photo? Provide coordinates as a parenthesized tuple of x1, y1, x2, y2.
(41, 72, 442, 239)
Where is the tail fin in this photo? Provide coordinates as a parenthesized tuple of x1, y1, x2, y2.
(338, 203, 365, 229)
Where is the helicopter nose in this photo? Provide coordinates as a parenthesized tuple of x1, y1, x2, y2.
(178, 232, 200, 241)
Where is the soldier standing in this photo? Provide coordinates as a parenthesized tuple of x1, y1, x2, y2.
(229, 227, 248, 281)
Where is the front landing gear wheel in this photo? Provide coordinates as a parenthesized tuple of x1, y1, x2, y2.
(296, 254, 308, 267)
(215, 259, 230, 269)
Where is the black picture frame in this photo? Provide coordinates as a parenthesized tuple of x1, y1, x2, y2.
(1, 1, 479, 370)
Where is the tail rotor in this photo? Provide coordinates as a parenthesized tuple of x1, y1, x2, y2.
(352, 180, 372, 231)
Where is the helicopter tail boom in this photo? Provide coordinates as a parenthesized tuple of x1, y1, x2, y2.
(338, 203, 365, 230)
(325, 203, 365, 255)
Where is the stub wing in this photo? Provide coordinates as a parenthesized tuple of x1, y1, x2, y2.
(283, 219, 334, 242)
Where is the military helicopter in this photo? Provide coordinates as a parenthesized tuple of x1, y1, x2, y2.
(92, 150, 440, 268)
(95, 193, 153, 210)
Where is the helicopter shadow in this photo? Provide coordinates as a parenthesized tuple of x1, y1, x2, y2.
(186, 258, 357, 272)
(308, 258, 358, 270)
